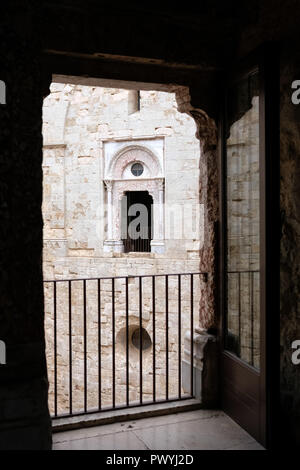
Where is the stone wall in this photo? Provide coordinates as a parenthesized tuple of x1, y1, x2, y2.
(279, 42, 300, 444)
(42, 85, 202, 264)
(42, 85, 203, 414)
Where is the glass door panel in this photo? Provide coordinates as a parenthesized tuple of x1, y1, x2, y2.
(225, 70, 260, 369)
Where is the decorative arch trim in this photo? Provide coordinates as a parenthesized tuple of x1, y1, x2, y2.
(107, 144, 162, 179)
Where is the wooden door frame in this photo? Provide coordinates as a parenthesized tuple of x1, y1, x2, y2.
(218, 43, 280, 449)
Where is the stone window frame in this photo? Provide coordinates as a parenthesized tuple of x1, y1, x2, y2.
(103, 144, 165, 254)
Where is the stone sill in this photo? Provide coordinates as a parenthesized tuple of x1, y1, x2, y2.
(117, 252, 155, 258)
(51, 398, 202, 433)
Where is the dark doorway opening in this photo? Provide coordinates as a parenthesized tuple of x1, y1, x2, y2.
(122, 191, 153, 253)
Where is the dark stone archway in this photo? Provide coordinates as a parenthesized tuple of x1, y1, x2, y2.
(1, 0, 300, 449)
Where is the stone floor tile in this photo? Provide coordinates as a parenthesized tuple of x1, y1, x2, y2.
(53, 430, 148, 450)
(52, 409, 222, 444)
(132, 414, 260, 450)
(52, 410, 264, 451)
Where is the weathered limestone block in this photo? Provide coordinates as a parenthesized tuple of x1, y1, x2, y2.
(182, 328, 218, 406)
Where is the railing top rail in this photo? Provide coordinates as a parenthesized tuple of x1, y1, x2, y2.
(43, 272, 209, 283)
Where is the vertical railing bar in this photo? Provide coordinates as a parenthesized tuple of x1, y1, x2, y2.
(126, 277, 129, 407)
(98, 278, 101, 410)
(190, 274, 194, 398)
(53, 281, 57, 417)
(139, 276, 143, 404)
(251, 271, 254, 366)
(83, 279, 87, 413)
(238, 272, 241, 356)
(152, 275, 156, 403)
(68, 280, 72, 415)
(165, 275, 169, 401)
(178, 274, 181, 399)
(112, 277, 116, 409)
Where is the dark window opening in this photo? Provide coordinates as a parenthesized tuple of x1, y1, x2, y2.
(122, 191, 153, 253)
(131, 162, 144, 177)
(128, 90, 141, 114)
(132, 327, 152, 351)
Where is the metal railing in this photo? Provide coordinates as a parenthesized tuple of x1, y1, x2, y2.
(123, 226, 151, 253)
(44, 272, 208, 419)
(226, 270, 260, 367)
(123, 237, 151, 253)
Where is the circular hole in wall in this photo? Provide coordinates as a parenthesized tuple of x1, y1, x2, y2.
(131, 162, 144, 177)
(131, 327, 152, 351)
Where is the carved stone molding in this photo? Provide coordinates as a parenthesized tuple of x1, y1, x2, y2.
(156, 178, 165, 191)
(103, 179, 113, 191)
(107, 144, 162, 179)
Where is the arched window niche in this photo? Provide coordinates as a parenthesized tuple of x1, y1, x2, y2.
(103, 141, 165, 254)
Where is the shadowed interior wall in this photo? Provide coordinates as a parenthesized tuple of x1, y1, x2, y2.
(279, 43, 300, 446)
(0, 23, 51, 449)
